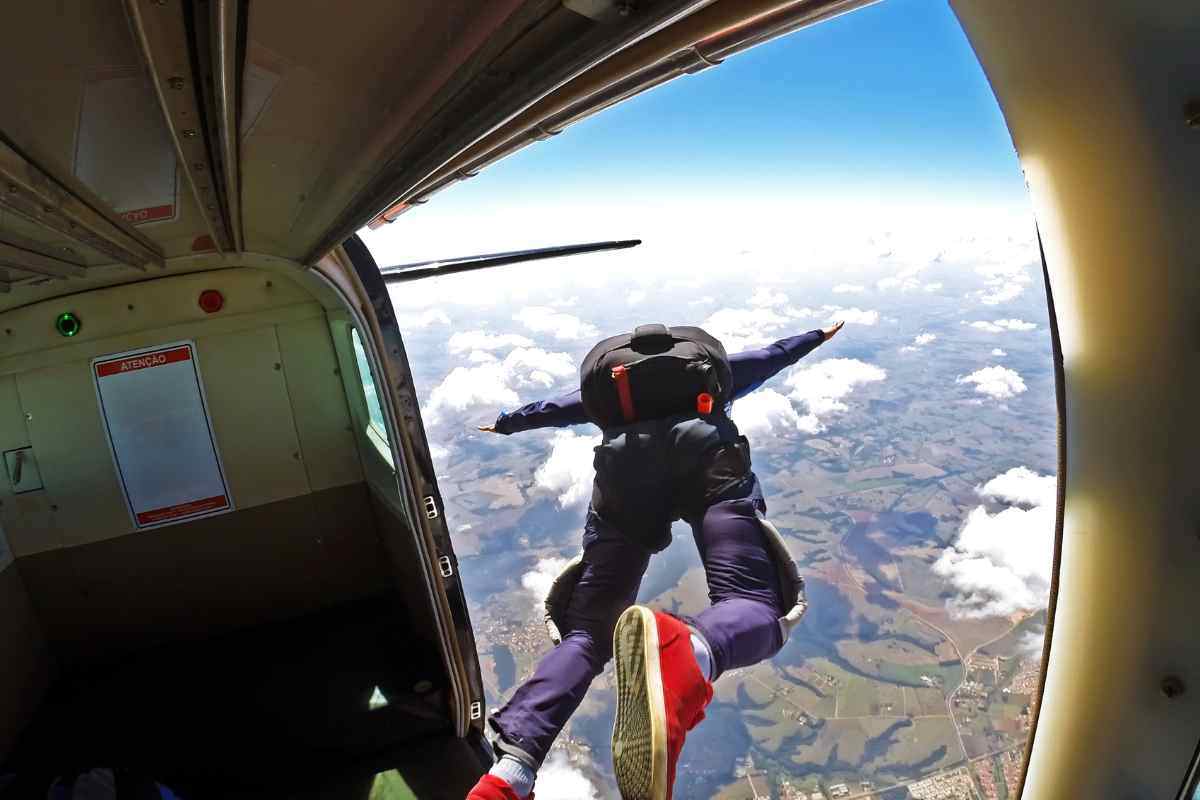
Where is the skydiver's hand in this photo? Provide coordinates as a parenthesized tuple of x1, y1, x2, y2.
(477, 424, 498, 434)
(822, 320, 845, 341)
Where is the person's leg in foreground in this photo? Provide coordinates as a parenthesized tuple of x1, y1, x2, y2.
(467, 510, 652, 800)
(610, 474, 785, 800)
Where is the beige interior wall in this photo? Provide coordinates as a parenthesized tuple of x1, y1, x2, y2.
(0, 267, 363, 557)
(0, 266, 385, 671)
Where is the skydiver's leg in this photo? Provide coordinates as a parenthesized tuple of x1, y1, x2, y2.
(488, 508, 652, 769)
(689, 476, 784, 679)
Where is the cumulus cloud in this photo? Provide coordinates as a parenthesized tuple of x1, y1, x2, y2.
(515, 306, 599, 340)
(786, 305, 879, 326)
(1017, 628, 1046, 659)
(701, 306, 790, 352)
(426, 348, 575, 423)
(923, 282, 944, 292)
(785, 358, 887, 432)
(934, 467, 1056, 618)
(447, 330, 534, 354)
(901, 332, 936, 353)
(535, 751, 601, 800)
(690, 295, 716, 306)
(534, 430, 601, 507)
(876, 264, 926, 292)
(992, 348, 1007, 357)
(522, 556, 574, 610)
(957, 365, 1027, 400)
(396, 309, 450, 329)
(749, 287, 788, 307)
(832, 284, 865, 294)
(964, 319, 1037, 334)
(627, 289, 647, 306)
(972, 261, 1034, 306)
(731, 388, 819, 437)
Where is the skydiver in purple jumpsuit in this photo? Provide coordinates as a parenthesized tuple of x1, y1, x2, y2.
(469, 323, 842, 800)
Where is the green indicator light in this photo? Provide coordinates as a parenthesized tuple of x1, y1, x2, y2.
(55, 312, 81, 338)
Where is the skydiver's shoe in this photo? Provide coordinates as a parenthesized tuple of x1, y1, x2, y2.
(611, 606, 713, 800)
(465, 774, 532, 800)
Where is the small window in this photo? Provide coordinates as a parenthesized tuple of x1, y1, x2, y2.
(351, 328, 389, 440)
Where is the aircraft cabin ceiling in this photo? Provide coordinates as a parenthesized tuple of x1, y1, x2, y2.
(0, 0, 871, 315)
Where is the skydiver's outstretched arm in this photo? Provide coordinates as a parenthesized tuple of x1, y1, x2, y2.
(480, 322, 843, 434)
(729, 321, 842, 400)
(483, 389, 591, 435)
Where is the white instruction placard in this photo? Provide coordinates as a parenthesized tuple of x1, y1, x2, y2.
(94, 342, 232, 529)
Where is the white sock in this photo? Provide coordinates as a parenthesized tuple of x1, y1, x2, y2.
(690, 632, 714, 681)
(489, 755, 535, 798)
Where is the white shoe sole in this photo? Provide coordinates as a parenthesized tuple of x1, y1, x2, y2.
(612, 605, 668, 800)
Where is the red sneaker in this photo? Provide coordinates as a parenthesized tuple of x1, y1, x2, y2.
(466, 774, 532, 800)
(611, 606, 713, 799)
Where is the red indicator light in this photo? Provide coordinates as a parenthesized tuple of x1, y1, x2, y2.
(198, 289, 224, 314)
(696, 393, 714, 415)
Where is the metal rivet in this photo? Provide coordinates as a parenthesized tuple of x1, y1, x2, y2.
(181, 129, 198, 138)
(61, 246, 74, 254)
(42, 205, 54, 214)
(152, 0, 167, 5)
(292, 451, 301, 460)
(273, 362, 281, 371)
(127, 304, 135, 311)
(50, 504, 58, 511)
(3, 329, 10, 335)
(6, 184, 16, 194)
(616, 1, 634, 15)
(265, 281, 273, 288)
(206, 204, 215, 210)
(168, 76, 185, 90)
(24, 412, 31, 421)
(1162, 676, 1186, 699)
(193, 162, 204, 171)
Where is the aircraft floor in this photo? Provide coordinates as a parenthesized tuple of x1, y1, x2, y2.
(2, 593, 488, 798)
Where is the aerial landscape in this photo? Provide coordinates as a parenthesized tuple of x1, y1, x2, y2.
(362, 1, 1055, 796)
(371, 215, 1056, 800)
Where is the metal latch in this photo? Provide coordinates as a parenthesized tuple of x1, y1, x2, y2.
(438, 555, 454, 578)
(470, 701, 483, 720)
(4, 447, 43, 494)
(423, 495, 439, 519)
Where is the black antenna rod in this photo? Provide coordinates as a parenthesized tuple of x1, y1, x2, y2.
(380, 239, 641, 284)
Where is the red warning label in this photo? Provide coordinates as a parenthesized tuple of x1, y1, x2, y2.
(136, 494, 230, 525)
(95, 345, 192, 377)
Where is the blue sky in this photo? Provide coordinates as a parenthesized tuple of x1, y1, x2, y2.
(404, 0, 1027, 217)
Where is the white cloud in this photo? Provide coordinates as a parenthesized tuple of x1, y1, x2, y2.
(447, 330, 535, 354)
(514, 306, 599, 340)
(689, 295, 716, 306)
(425, 348, 575, 423)
(934, 467, 1056, 618)
(832, 307, 880, 326)
(731, 388, 819, 437)
(535, 750, 601, 800)
(977, 282, 1026, 305)
(832, 284, 865, 294)
(522, 556, 574, 610)
(1017, 628, 1046, 659)
(534, 430, 601, 507)
(965, 319, 1037, 334)
(979, 465, 1056, 508)
(701, 306, 790, 352)
(627, 289, 647, 306)
(973, 261, 1034, 306)
(749, 287, 788, 307)
(876, 264, 926, 292)
(957, 365, 1027, 400)
(992, 348, 1007, 357)
(923, 282, 944, 292)
(396, 309, 450, 329)
(785, 358, 887, 431)
(901, 332, 936, 353)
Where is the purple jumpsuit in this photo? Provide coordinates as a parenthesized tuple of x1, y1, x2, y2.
(488, 331, 824, 768)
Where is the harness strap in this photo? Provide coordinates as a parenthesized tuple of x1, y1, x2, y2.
(612, 365, 636, 422)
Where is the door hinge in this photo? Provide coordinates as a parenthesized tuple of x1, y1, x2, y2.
(423, 495, 439, 519)
(438, 555, 454, 578)
(470, 701, 483, 720)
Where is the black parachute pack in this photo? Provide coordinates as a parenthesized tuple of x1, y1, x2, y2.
(580, 324, 733, 429)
